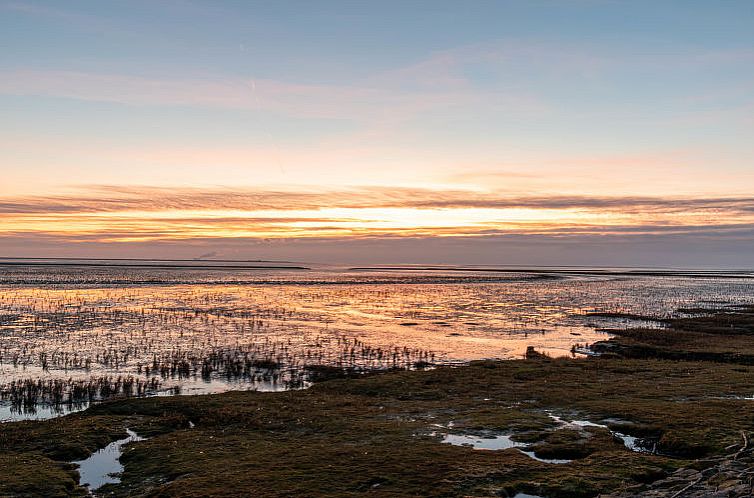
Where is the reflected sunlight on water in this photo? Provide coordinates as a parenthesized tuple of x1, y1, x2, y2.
(1, 263, 753, 420)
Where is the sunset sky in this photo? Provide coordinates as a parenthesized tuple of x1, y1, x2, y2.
(2, 1, 754, 266)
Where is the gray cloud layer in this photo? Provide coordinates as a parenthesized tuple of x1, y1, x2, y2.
(2, 185, 754, 215)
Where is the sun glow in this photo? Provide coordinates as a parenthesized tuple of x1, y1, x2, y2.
(3, 199, 750, 244)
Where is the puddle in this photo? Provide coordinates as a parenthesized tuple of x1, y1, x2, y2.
(518, 450, 572, 464)
(437, 413, 653, 464)
(571, 346, 600, 357)
(618, 434, 646, 452)
(549, 414, 652, 453)
(441, 433, 572, 464)
(72, 429, 145, 492)
(442, 433, 522, 451)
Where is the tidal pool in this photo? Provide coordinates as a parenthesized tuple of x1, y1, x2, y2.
(72, 429, 145, 491)
(441, 433, 572, 464)
(438, 412, 655, 465)
(549, 415, 653, 453)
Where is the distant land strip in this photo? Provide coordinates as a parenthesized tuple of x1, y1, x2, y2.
(0, 257, 299, 264)
(350, 267, 754, 279)
(0, 262, 309, 270)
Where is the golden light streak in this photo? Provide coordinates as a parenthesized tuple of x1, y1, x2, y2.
(3, 202, 754, 243)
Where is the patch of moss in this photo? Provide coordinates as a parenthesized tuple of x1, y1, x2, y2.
(0, 452, 85, 497)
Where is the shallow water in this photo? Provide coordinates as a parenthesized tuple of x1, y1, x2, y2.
(438, 411, 657, 464)
(0, 401, 90, 422)
(441, 433, 571, 464)
(442, 433, 522, 451)
(1, 263, 753, 421)
(549, 415, 652, 453)
(72, 429, 145, 491)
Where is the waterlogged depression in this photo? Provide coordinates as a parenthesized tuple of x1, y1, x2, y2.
(1, 261, 753, 421)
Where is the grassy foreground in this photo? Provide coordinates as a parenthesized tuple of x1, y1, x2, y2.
(2, 307, 754, 497)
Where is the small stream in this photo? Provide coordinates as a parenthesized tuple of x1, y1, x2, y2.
(72, 429, 145, 493)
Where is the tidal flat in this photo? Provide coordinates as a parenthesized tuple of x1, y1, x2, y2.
(2, 264, 754, 496)
(3, 263, 753, 419)
(1, 304, 754, 497)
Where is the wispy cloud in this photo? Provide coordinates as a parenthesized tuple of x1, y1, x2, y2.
(2, 185, 754, 245)
(0, 68, 524, 122)
(2, 185, 754, 214)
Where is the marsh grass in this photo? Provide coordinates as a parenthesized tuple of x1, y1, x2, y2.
(593, 305, 754, 363)
(4, 353, 754, 497)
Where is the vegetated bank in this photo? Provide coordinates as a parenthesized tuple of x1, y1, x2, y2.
(2, 307, 754, 497)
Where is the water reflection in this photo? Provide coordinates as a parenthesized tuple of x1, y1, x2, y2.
(72, 429, 145, 491)
(1, 266, 752, 421)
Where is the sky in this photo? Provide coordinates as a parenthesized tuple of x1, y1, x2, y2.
(1, 0, 754, 267)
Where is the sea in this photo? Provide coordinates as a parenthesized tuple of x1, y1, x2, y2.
(1, 258, 753, 421)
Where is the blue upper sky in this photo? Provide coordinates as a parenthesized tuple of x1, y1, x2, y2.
(4, 1, 753, 73)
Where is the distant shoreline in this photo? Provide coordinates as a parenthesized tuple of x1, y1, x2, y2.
(0, 256, 300, 263)
(0, 262, 309, 270)
(1, 260, 753, 278)
(350, 266, 754, 279)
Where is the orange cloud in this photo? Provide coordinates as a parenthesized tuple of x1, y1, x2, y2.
(2, 185, 754, 244)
